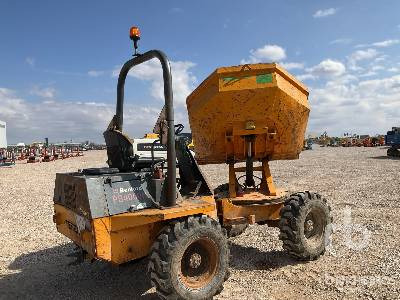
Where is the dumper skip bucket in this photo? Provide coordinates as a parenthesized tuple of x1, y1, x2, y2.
(186, 63, 310, 164)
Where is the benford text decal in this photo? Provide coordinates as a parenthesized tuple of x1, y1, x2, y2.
(112, 185, 143, 203)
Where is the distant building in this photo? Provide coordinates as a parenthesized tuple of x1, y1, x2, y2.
(0, 121, 7, 149)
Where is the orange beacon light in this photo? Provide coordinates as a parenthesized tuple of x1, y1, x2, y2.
(130, 26, 141, 56)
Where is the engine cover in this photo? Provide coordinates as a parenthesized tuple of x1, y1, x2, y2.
(53, 168, 164, 219)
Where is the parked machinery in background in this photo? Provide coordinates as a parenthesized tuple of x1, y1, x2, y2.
(319, 131, 329, 147)
(0, 149, 15, 166)
(326, 137, 340, 147)
(386, 127, 400, 157)
(362, 136, 382, 147)
(362, 137, 373, 147)
(303, 138, 313, 150)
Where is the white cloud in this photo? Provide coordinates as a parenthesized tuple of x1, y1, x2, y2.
(296, 74, 317, 81)
(356, 39, 399, 48)
(354, 44, 368, 48)
(88, 70, 105, 77)
(0, 88, 28, 121)
(348, 48, 378, 70)
(280, 62, 304, 70)
(242, 44, 286, 63)
(372, 39, 399, 47)
(26, 57, 35, 67)
(349, 49, 378, 61)
(0, 87, 166, 143)
(371, 65, 384, 71)
(358, 75, 400, 93)
(388, 67, 399, 72)
(359, 71, 377, 77)
(308, 75, 400, 135)
(30, 86, 56, 98)
(113, 59, 197, 107)
(168, 61, 197, 105)
(374, 56, 387, 62)
(313, 8, 337, 18)
(330, 38, 352, 45)
(306, 59, 346, 78)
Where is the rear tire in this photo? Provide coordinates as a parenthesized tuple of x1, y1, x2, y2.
(148, 215, 230, 300)
(279, 192, 332, 260)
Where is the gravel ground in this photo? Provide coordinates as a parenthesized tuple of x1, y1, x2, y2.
(0, 147, 399, 300)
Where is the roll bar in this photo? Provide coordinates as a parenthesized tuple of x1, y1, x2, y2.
(115, 50, 176, 207)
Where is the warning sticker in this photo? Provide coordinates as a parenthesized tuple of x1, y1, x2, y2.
(222, 77, 237, 82)
(256, 74, 273, 84)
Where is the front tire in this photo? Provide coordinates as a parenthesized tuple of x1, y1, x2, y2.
(148, 215, 230, 300)
(279, 192, 332, 260)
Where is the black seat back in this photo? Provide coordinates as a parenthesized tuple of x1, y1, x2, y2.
(103, 129, 135, 172)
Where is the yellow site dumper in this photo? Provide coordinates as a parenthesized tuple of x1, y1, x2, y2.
(52, 27, 331, 300)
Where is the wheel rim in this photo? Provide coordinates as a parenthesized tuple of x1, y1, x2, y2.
(179, 238, 219, 289)
(304, 207, 326, 248)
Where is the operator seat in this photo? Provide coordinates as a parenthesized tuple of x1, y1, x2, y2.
(103, 129, 136, 172)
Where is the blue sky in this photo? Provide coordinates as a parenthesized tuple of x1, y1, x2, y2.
(1, 0, 400, 143)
